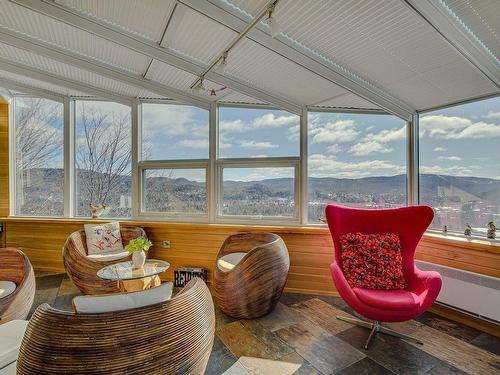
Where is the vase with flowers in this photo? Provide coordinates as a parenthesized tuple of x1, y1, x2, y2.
(125, 237, 152, 270)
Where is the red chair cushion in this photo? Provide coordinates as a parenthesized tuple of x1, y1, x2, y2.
(353, 288, 421, 310)
(340, 232, 406, 290)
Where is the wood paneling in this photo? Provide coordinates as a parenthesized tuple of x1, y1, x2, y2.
(0, 103, 8, 218)
(0, 218, 498, 296)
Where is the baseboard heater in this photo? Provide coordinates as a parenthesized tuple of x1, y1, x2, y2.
(415, 260, 500, 323)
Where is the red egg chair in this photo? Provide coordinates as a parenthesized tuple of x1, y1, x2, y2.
(326, 204, 442, 349)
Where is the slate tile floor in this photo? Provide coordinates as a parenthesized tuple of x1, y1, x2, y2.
(33, 272, 500, 375)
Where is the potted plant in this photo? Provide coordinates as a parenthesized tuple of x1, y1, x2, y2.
(125, 237, 153, 269)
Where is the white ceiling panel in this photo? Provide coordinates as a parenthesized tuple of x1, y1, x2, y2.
(0, 69, 88, 97)
(162, 4, 236, 65)
(0, 1, 151, 75)
(56, 0, 176, 43)
(223, 0, 270, 17)
(314, 93, 381, 110)
(444, 0, 500, 61)
(218, 91, 267, 105)
(0, 42, 144, 98)
(243, 0, 498, 109)
(227, 38, 348, 106)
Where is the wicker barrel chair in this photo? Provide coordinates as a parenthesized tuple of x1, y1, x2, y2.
(17, 278, 215, 375)
(0, 248, 36, 324)
(63, 226, 147, 295)
(214, 232, 290, 319)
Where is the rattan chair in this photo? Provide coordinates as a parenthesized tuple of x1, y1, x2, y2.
(0, 248, 36, 324)
(17, 278, 215, 375)
(214, 232, 290, 319)
(63, 225, 147, 295)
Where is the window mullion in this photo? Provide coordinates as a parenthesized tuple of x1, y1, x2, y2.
(64, 97, 74, 218)
(300, 106, 308, 225)
(407, 113, 419, 206)
(209, 102, 217, 223)
(131, 99, 140, 219)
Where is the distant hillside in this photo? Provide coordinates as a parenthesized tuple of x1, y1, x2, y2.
(17, 168, 500, 205)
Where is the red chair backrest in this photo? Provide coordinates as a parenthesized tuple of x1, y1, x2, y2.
(325, 205, 434, 279)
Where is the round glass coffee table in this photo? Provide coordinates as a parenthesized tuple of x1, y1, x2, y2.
(97, 259, 170, 292)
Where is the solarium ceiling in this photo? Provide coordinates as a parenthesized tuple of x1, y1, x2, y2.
(0, 0, 497, 119)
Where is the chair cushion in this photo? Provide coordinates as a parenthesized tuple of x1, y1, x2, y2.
(0, 320, 29, 369)
(73, 282, 173, 314)
(340, 232, 405, 290)
(217, 252, 247, 272)
(354, 288, 421, 311)
(86, 250, 129, 262)
(0, 281, 16, 299)
(84, 222, 124, 256)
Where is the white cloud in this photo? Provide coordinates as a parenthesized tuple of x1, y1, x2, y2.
(326, 144, 343, 154)
(437, 156, 462, 161)
(310, 120, 360, 144)
(484, 111, 500, 119)
(177, 139, 208, 149)
(433, 147, 447, 152)
(308, 154, 405, 178)
(366, 126, 406, 143)
(239, 140, 278, 149)
(142, 104, 207, 137)
(420, 115, 500, 139)
(219, 119, 245, 133)
(220, 114, 299, 134)
(253, 113, 298, 128)
(349, 141, 393, 156)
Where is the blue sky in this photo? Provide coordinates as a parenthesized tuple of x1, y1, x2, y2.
(18, 95, 500, 181)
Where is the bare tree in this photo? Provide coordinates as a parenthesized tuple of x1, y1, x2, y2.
(76, 102, 131, 213)
(15, 97, 63, 170)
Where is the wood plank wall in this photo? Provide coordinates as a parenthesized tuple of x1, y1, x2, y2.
(0, 102, 8, 218)
(0, 102, 8, 247)
(1, 218, 499, 295)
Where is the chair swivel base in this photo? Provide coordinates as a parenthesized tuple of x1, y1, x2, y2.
(336, 315, 423, 349)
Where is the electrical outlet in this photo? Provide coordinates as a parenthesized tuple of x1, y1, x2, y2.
(162, 240, 171, 249)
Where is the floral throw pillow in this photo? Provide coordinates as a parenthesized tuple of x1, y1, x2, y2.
(84, 222, 124, 255)
(339, 232, 406, 290)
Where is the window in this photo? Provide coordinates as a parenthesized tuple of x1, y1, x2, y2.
(141, 103, 209, 160)
(139, 103, 209, 218)
(419, 97, 500, 234)
(217, 106, 300, 222)
(308, 111, 407, 223)
(219, 166, 297, 218)
(218, 107, 299, 158)
(142, 168, 207, 215)
(75, 100, 132, 218)
(13, 97, 64, 216)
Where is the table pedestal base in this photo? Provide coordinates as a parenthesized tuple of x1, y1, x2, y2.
(118, 275, 161, 292)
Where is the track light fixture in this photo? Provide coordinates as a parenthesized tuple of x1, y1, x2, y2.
(214, 51, 228, 74)
(265, 2, 282, 38)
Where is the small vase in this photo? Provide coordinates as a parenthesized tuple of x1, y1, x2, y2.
(132, 250, 146, 270)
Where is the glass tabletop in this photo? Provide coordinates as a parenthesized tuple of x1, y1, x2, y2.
(97, 259, 170, 281)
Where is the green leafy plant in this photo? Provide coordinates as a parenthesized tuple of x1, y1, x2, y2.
(125, 237, 153, 254)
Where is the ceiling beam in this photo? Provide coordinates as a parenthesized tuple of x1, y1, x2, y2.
(180, 0, 416, 120)
(0, 57, 133, 105)
(404, 0, 500, 89)
(0, 27, 211, 110)
(0, 76, 66, 102)
(9, 0, 302, 115)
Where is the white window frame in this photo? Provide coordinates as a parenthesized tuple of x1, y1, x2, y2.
(215, 157, 301, 225)
(72, 97, 133, 219)
(9, 93, 66, 218)
(135, 100, 211, 222)
(137, 160, 210, 221)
